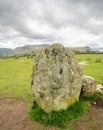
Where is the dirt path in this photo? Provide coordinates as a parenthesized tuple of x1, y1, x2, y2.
(0, 98, 35, 130)
(0, 98, 103, 130)
(70, 107, 103, 130)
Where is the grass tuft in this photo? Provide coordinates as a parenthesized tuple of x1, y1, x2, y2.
(81, 91, 101, 101)
(29, 97, 91, 128)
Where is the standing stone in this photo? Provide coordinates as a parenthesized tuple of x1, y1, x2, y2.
(96, 56, 101, 62)
(31, 44, 82, 112)
(86, 57, 91, 61)
(81, 75, 97, 97)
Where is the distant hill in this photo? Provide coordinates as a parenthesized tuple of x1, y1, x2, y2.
(69, 46, 94, 53)
(14, 45, 95, 54)
(0, 48, 13, 55)
(1, 45, 102, 56)
(14, 44, 49, 54)
(92, 47, 103, 52)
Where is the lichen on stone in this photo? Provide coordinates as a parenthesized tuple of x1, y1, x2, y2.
(31, 44, 83, 113)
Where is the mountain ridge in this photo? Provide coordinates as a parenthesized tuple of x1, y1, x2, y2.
(0, 44, 103, 55)
(0, 48, 14, 55)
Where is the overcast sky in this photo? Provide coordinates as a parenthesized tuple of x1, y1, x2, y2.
(0, 0, 103, 48)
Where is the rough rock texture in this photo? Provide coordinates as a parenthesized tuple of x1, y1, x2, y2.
(31, 44, 82, 112)
(96, 84, 103, 95)
(81, 75, 97, 97)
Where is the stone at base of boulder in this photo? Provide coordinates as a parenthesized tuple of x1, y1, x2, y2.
(81, 75, 97, 97)
(96, 84, 103, 95)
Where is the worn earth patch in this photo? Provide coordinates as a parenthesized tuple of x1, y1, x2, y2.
(0, 98, 103, 130)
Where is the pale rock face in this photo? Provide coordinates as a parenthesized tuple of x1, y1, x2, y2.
(31, 44, 83, 112)
(96, 84, 103, 95)
(81, 75, 97, 97)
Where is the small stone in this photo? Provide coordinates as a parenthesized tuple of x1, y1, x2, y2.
(96, 56, 102, 62)
(96, 84, 103, 95)
(93, 102, 96, 105)
(86, 57, 91, 61)
(81, 75, 97, 97)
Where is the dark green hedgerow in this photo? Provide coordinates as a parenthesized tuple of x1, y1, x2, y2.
(28, 92, 100, 128)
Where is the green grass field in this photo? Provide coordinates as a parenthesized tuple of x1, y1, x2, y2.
(0, 54, 103, 102)
(76, 54, 103, 84)
(0, 57, 34, 102)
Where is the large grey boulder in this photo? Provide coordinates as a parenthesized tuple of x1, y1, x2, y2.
(81, 75, 97, 97)
(31, 44, 82, 112)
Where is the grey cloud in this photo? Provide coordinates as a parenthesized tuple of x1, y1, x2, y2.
(0, 0, 103, 48)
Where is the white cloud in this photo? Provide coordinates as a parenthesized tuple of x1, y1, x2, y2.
(0, 0, 103, 48)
